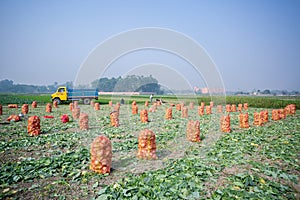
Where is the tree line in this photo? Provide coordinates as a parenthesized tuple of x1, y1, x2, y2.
(0, 75, 163, 94)
(91, 75, 163, 94)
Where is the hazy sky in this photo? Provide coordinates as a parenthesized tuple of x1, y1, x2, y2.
(0, 0, 299, 91)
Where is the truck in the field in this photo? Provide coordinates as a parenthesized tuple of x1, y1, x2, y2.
(51, 86, 98, 105)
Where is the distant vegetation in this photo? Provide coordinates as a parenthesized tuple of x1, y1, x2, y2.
(91, 75, 163, 94)
(0, 75, 163, 94)
(0, 77, 298, 96)
(0, 79, 73, 94)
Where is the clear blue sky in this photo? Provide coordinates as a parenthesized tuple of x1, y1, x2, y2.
(0, 0, 299, 91)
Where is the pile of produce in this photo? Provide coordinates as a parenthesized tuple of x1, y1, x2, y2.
(198, 106, 204, 116)
(46, 103, 52, 113)
(137, 129, 158, 160)
(110, 111, 119, 127)
(132, 101, 138, 115)
(226, 104, 231, 112)
(7, 114, 21, 122)
(21, 104, 29, 115)
(186, 120, 201, 142)
(53, 101, 58, 108)
(239, 113, 249, 128)
(165, 107, 172, 120)
(27, 116, 41, 136)
(90, 135, 112, 174)
(31, 101, 37, 108)
(8, 104, 18, 108)
(231, 104, 237, 112)
(181, 107, 188, 118)
(72, 107, 80, 119)
(205, 105, 212, 115)
(220, 114, 231, 132)
(94, 103, 100, 110)
(79, 113, 89, 130)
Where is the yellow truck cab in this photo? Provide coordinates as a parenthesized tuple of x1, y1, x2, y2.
(51, 86, 98, 105)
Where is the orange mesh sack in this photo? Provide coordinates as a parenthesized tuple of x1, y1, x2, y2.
(198, 106, 204, 116)
(186, 120, 201, 142)
(206, 106, 212, 115)
(132, 105, 138, 115)
(90, 100, 95, 107)
(226, 104, 231, 112)
(290, 104, 296, 114)
(140, 109, 149, 123)
(132, 100, 136, 106)
(31, 101, 37, 108)
(238, 104, 243, 112)
(94, 102, 100, 110)
(165, 107, 172, 120)
(145, 101, 149, 107)
(285, 105, 291, 115)
(72, 107, 80, 119)
(8, 104, 18, 108)
(279, 109, 286, 119)
(137, 129, 158, 160)
(239, 113, 249, 128)
(189, 102, 194, 109)
(7, 115, 20, 122)
(176, 104, 181, 111)
(46, 103, 52, 113)
(272, 110, 280, 121)
(132, 101, 138, 115)
(285, 104, 296, 115)
(217, 105, 222, 113)
(220, 115, 231, 132)
(253, 112, 259, 126)
(73, 101, 78, 108)
(253, 112, 263, 126)
(181, 102, 185, 109)
(90, 135, 112, 174)
(0, 105, 2, 115)
(210, 101, 214, 107)
(262, 110, 268, 123)
(110, 111, 119, 127)
(27, 116, 41, 136)
(243, 103, 248, 110)
(149, 104, 157, 113)
(114, 103, 120, 112)
(53, 101, 58, 108)
(200, 102, 205, 107)
(22, 104, 29, 115)
(181, 107, 188, 118)
(69, 103, 73, 112)
(231, 104, 237, 112)
(79, 113, 89, 130)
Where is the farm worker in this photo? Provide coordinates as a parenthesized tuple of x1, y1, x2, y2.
(150, 94, 153, 102)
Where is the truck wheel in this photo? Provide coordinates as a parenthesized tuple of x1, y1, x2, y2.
(83, 98, 91, 105)
(53, 98, 61, 105)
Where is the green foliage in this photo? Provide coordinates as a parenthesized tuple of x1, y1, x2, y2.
(0, 94, 51, 104)
(91, 75, 162, 93)
(0, 96, 299, 199)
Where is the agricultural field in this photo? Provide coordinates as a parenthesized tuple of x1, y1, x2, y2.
(0, 94, 299, 199)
